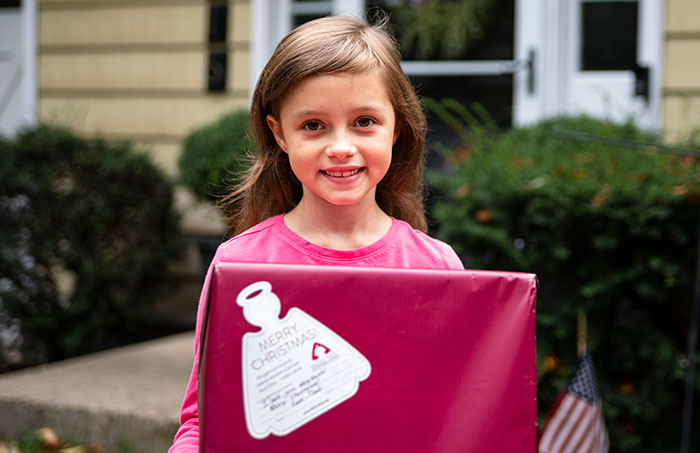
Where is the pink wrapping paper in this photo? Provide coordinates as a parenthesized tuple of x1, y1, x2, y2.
(199, 263, 537, 452)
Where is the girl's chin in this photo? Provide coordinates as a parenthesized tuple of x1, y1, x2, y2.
(302, 191, 376, 209)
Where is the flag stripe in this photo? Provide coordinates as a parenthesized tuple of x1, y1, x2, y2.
(561, 404, 595, 453)
(550, 398, 587, 453)
(539, 394, 578, 450)
(574, 407, 598, 452)
(538, 393, 566, 443)
(594, 406, 608, 452)
(566, 406, 595, 453)
(543, 396, 576, 449)
(578, 423, 595, 453)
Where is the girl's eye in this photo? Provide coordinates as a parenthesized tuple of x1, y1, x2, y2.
(302, 121, 322, 132)
(355, 117, 375, 128)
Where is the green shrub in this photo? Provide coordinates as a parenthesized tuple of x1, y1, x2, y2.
(178, 109, 251, 203)
(427, 100, 700, 451)
(0, 125, 185, 365)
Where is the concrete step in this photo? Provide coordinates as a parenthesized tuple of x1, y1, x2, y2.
(0, 332, 195, 452)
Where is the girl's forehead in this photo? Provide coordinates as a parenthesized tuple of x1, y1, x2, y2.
(276, 71, 393, 110)
(298, 71, 386, 89)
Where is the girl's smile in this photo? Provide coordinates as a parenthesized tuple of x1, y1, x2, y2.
(266, 71, 398, 212)
(321, 167, 363, 178)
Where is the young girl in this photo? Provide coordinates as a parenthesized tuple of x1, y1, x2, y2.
(169, 14, 463, 451)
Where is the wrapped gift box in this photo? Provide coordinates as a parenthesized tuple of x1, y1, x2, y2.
(199, 263, 537, 452)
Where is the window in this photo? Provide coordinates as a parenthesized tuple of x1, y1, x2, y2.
(581, 1, 638, 71)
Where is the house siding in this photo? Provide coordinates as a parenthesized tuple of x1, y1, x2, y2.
(663, 0, 700, 140)
(37, 0, 252, 235)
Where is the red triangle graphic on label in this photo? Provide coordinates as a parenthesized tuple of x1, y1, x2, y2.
(312, 342, 331, 360)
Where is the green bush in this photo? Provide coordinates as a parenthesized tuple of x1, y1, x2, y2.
(0, 125, 185, 366)
(427, 100, 700, 452)
(178, 109, 251, 204)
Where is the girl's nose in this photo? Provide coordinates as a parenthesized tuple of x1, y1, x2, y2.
(325, 134, 357, 159)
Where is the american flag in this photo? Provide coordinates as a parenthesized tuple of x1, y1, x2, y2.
(538, 353, 609, 453)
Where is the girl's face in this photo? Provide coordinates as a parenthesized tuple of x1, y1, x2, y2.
(266, 71, 398, 211)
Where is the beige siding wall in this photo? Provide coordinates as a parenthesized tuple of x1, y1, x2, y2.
(38, 0, 252, 235)
(663, 0, 700, 140)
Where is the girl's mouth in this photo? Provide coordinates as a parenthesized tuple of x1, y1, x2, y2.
(321, 168, 364, 178)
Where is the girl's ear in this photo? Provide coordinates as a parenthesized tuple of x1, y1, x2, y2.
(393, 125, 400, 145)
(266, 115, 288, 152)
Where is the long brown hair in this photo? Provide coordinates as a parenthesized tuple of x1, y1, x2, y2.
(219, 15, 428, 236)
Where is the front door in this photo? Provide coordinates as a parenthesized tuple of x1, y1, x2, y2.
(566, 0, 663, 128)
(516, 0, 663, 129)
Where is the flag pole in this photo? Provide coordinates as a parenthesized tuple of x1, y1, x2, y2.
(577, 312, 587, 359)
(539, 312, 609, 452)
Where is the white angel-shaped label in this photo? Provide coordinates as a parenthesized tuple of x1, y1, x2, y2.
(237, 281, 372, 439)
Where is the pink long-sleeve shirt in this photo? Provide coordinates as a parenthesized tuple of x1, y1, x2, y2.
(169, 215, 463, 451)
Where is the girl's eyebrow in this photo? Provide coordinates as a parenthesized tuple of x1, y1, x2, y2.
(289, 110, 322, 120)
(289, 105, 388, 119)
(350, 105, 386, 114)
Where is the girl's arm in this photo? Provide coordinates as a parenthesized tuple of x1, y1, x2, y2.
(168, 362, 200, 452)
(169, 251, 218, 452)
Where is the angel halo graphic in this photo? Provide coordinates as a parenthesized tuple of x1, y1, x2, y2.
(236, 281, 372, 439)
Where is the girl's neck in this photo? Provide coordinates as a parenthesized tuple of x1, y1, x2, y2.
(283, 197, 392, 251)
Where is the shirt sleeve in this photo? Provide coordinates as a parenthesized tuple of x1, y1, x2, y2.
(169, 250, 219, 452)
(168, 360, 200, 452)
(445, 245, 465, 270)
